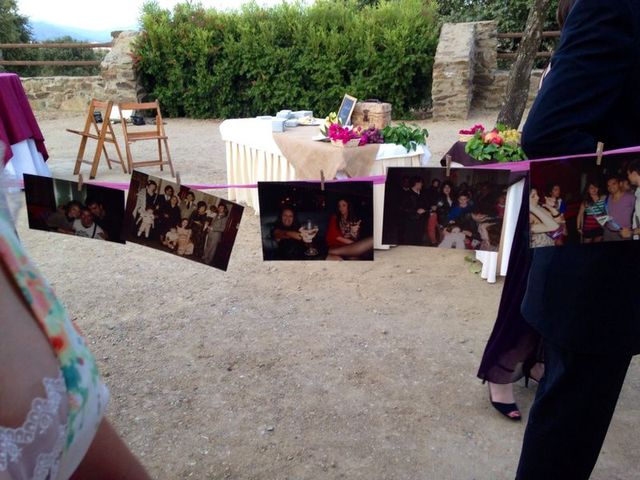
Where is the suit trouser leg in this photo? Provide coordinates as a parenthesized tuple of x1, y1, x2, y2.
(516, 340, 632, 480)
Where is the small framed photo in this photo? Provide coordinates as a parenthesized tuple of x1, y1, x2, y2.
(529, 153, 640, 247)
(124, 171, 244, 271)
(23, 173, 125, 243)
(258, 180, 374, 261)
(337, 94, 357, 126)
(382, 167, 511, 252)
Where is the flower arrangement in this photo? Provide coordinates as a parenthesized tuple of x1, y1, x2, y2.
(319, 112, 341, 136)
(359, 126, 384, 146)
(461, 124, 527, 162)
(327, 123, 362, 147)
(319, 112, 426, 151)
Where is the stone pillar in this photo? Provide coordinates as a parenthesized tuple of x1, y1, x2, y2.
(471, 21, 498, 109)
(101, 30, 139, 103)
(432, 23, 476, 121)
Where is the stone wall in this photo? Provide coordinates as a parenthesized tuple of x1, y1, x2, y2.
(471, 21, 498, 110)
(477, 69, 543, 110)
(433, 21, 544, 119)
(431, 23, 476, 121)
(22, 31, 140, 112)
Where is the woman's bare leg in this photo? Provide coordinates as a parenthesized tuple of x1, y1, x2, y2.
(328, 237, 374, 258)
(70, 418, 150, 480)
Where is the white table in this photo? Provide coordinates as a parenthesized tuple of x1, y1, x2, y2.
(220, 118, 431, 249)
(4, 138, 51, 184)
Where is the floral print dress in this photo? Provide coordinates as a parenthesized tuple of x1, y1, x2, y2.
(0, 211, 109, 479)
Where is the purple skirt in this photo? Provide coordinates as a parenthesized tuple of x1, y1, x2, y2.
(477, 180, 542, 383)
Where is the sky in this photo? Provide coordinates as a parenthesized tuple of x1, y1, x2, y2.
(17, 0, 300, 31)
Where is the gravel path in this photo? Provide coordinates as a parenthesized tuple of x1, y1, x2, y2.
(13, 110, 639, 479)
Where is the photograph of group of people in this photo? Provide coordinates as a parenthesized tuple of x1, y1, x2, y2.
(258, 181, 374, 261)
(125, 171, 244, 271)
(24, 173, 125, 243)
(382, 167, 511, 252)
(529, 155, 640, 248)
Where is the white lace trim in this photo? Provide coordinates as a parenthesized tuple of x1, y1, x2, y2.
(0, 372, 68, 480)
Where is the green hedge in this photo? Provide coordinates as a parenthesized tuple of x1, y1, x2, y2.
(133, 0, 440, 119)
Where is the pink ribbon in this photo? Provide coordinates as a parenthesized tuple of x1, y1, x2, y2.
(14, 144, 640, 191)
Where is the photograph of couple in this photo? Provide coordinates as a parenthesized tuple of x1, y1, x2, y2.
(125, 171, 244, 271)
(24, 173, 125, 243)
(529, 155, 640, 248)
(258, 181, 374, 261)
(382, 167, 511, 252)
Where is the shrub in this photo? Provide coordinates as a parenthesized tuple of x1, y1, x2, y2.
(133, 0, 440, 119)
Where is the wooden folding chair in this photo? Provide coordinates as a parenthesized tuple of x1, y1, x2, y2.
(67, 99, 127, 179)
(118, 100, 175, 177)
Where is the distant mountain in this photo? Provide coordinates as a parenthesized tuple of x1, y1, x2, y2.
(30, 21, 136, 42)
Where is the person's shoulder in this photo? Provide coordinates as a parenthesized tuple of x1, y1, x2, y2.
(574, 0, 635, 14)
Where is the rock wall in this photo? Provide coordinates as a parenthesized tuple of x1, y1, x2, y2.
(22, 76, 105, 111)
(431, 23, 476, 121)
(478, 69, 543, 110)
(433, 21, 544, 119)
(22, 31, 139, 112)
(471, 21, 498, 110)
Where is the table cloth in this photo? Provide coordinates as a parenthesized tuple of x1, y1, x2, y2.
(220, 118, 431, 249)
(0, 73, 51, 179)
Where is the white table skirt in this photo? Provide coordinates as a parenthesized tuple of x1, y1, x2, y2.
(220, 119, 429, 250)
(474, 178, 523, 283)
(220, 119, 521, 280)
(220, 118, 432, 164)
(430, 160, 523, 284)
(4, 138, 51, 182)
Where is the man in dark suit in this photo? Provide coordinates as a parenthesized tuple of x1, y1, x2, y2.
(517, 0, 640, 478)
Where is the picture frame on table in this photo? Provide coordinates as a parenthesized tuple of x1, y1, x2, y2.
(337, 94, 357, 126)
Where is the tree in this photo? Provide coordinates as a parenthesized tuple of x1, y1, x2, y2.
(0, 0, 38, 75)
(496, 0, 551, 128)
(0, 0, 31, 43)
(438, 0, 559, 32)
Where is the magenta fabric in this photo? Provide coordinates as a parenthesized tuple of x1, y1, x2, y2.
(0, 73, 48, 164)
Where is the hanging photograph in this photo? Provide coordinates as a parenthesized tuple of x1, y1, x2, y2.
(124, 171, 244, 271)
(382, 166, 511, 252)
(529, 154, 640, 248)
(23, 173, 125, 243)
(258, 181, 374, 261)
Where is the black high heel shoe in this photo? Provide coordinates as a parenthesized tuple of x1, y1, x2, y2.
(523, 362, 544, 388)
(487, 383, 522, 421)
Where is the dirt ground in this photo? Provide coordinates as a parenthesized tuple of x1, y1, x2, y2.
(13, 110, 640, 479)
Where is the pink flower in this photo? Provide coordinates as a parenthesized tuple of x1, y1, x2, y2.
(459, 124, 485, 135)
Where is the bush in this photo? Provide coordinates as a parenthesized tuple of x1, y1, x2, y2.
(133, 0, 440, 119)
(2, 36, 107, 77)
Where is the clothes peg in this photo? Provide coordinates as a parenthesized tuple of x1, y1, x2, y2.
(320, 170, 325, 191)
(596, 142, 604, 166)
(175, 171, 181, 190)
(77, 173, 84, 192)
(445, 154, 452, 177)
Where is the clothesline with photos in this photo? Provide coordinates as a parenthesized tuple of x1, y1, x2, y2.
(16, 141, 640, 273)
(8, 142, 640, 192)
